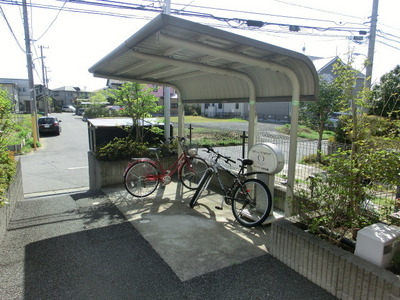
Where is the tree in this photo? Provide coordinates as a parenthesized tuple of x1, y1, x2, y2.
(109, 82, 162, 143)
(83, 89, 110, 119)
(300, 76, 341, 162)
(370, 65, 400, 119)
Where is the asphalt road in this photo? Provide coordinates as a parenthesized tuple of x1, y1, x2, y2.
(0, 190, 335, 299)
(20, 112, 90, 196)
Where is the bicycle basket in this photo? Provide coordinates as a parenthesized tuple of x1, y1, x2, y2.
(188, 148, 198, 157)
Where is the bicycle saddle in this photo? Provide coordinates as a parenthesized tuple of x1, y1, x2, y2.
(238, 158, 253, 166)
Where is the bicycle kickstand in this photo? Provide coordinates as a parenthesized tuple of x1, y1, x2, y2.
(215, 197, 225, 210)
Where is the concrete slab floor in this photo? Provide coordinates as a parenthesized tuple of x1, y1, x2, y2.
(102, 182, 272, 281)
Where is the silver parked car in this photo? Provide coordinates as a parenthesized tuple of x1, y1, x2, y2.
(62, 105, 76, 113)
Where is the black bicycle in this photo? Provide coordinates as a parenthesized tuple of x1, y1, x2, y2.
(189, 146, 272, 227)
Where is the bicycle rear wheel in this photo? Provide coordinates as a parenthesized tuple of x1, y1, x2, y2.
(189, 168, 213, 208)
(231, 178, 272, 227)
(180, 157, 208, 190)
(124, 161, 159, 197)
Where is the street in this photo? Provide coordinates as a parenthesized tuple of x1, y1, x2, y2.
(20, 112, 90, 196)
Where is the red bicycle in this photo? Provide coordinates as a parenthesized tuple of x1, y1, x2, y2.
(124, 136, 208, 197)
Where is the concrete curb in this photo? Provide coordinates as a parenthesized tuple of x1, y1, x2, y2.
(1, 159, 23, 243)
(269, 218, 400, 299)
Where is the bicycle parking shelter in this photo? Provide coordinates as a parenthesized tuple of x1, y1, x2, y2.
(89, 13, 319, 216)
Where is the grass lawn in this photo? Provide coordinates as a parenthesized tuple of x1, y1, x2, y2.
(277, 124, 335, 140)
(6, 114, 39, 152)
(168, 116, 247, 123)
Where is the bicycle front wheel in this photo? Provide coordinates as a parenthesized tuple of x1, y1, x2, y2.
(180, 156, 208, 190)
(189, 168, 213, 208)
(124, 161, 160, 197)
(231, 178, 272, 227)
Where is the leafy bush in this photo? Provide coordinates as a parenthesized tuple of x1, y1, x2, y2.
(96, 137, 150, 161)
(0, 149, 16, 207)
(300, 153, 329, 165)
(298, 145, 399, 245)
(83, 105, 109, 119)
(0, 89, 16, 207)
(6, 114, 33, 147)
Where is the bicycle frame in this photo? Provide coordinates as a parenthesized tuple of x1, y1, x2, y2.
(123, 138, 194, 184)
(204, 163, 243, 210)
(199, 149, 269, 210)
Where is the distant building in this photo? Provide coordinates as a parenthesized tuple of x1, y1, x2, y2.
(0, 78, 30, 112)
(201, 56, 365, 122)
(106, 79, 179, 116)
(0, 78, 91, 113)
(312, 56, 365, 97)
(51, 86, 90, 109)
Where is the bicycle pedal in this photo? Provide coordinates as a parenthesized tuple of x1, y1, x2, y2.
(215, 206, 223, 210)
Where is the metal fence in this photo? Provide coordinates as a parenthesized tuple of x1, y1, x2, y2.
(184, 123, 399, 218)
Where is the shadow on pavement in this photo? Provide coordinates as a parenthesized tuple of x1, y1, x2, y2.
(0, 189, 335, 299)
(24, 222, 184, 299)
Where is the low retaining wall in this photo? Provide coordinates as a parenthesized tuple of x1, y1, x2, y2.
(88, 152, 286, 212)
(269, 218, 400, 299)
(0, 159, 24, 242)
(7, 133, 32, 153)
(88, 151, 177, 190)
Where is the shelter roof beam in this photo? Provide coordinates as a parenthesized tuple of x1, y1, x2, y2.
(114, 60, 151, 76)
(162, 70, 205, 81)
(139, 66, 181, 78)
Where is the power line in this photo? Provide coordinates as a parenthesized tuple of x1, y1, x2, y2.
(0, 5, 25, 53)
(0, 0, 370, 34)
(1, 0, 399, 51)
(270, 0, 367, 22)
(35, 0, 67, 41)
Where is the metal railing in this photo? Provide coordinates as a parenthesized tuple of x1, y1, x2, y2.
(184, 123, 399, 217)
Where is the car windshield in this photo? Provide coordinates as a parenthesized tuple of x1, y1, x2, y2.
(38, 118, 55, 124)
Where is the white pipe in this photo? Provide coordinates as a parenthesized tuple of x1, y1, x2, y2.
(131, 51, 257, 147)
(93, 71, 186, 155)
(158, 33, 301, 216)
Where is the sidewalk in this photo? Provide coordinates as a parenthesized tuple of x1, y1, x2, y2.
(0, 182, 336, 299)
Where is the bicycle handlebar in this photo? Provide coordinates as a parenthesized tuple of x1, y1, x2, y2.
(168, 136, 185, 142)
(204, 146, 236, 165)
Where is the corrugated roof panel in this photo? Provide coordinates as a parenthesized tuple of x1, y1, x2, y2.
(89, 13, 319, 103)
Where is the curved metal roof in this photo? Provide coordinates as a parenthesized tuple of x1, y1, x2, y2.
(89, 13, 319, 104)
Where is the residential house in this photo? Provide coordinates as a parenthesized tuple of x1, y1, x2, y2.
(51, 86, 90, 110)
(106, 79, 179, 116)
(201, 56, 365, 122)
(312, 56, 366, 100)
(0, 79, 92, 113)
(0, 78, 30, 112)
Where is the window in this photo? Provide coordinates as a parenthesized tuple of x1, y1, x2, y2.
(235, 103, 239, 109)
(218, 103, 222, 109)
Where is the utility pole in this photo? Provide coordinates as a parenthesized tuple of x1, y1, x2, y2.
(163, 0, 171, 142)
(365, 0, 379, 89)
(22, 0, 38, 148)
(39, 45, 49, 116)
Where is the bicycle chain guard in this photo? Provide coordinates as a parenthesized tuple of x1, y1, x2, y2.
(162, 175, 171, 185)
